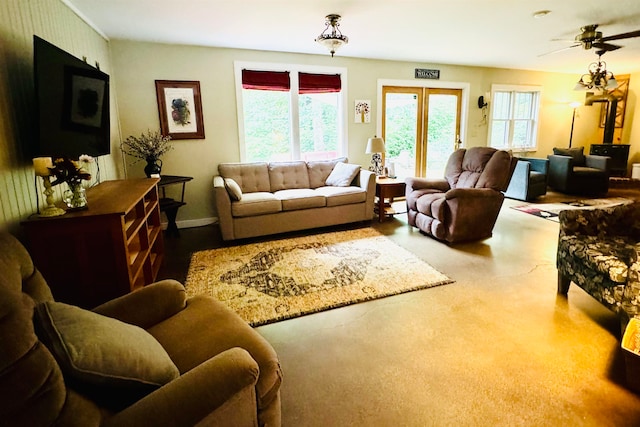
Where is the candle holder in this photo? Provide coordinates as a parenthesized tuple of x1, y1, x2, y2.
(33, 157, 65, 217)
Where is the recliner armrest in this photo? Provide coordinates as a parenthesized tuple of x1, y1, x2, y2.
(585, 155, 610, 172)
(445, 187, 503, 200)
(105, 347, 259, 427)
(92, 280, 187, 328)
(405, 177, 450, 194)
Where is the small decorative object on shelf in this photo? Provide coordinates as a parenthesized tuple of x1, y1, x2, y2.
(121, 129, 173, 177)
(48, 155, 93, 211)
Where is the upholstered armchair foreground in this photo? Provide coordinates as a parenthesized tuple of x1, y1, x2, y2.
(405, 147, 517, 243)
(0, 232, 282, 426)
(547, 147, 610, 196)
(504, 157, 549, 202)
(557, 203, 640, 331)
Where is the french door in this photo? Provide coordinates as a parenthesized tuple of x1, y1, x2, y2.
(382, 86, 462, 179)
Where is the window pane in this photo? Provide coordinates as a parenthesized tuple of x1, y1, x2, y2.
(512, 120, 530, 146)
(493, 92, 511, 119)
(299, 92, 339, 160)
(490, 120, 508, 147)
(513, 92, 533, 119)
(243, 89, 291, 162)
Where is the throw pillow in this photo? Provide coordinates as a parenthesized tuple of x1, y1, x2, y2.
(325, 162, 361, 187)
(34, 301, 179, 409)
(224, 178, 243, 201)
(553, 147, 585, 166)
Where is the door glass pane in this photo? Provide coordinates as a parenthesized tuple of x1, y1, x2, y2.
(425, 94, 457, 178)
(243, 89, 291, 161)
(384, 93, 417, 180)
(299, 92, 339, 161)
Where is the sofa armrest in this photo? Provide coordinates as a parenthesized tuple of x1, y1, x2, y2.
(92, 280, 187, 328)
(213, 175, 235, 241)
(105, 347, 259, 427)
(357, 169, 376, 219)
(547, 155, 573, 189)
(405, 177, 450, 194)
(585, 155, 610, 172)
(519, 157, 549, 175)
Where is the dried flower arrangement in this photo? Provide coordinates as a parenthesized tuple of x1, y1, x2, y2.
(49, 156, 93, 186)
(121, 129, 173, 162)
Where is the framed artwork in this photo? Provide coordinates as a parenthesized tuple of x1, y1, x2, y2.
(355, 100, 371, 123)
(600, 74, 630, 128)
(63, 66, 109, 131)
(155, 80, 205, 139)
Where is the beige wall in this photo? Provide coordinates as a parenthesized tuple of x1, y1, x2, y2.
(0, 0, 122, 234)
(111, 40, 640, 225)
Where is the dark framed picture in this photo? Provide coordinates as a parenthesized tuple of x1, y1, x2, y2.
(63, 66, 109, 131)
(155, 80, 205, 139)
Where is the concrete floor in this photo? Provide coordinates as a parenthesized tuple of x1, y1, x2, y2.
(162, 194, 640, 426)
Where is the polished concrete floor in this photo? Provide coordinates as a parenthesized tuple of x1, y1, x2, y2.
(159, 193, 640, 426)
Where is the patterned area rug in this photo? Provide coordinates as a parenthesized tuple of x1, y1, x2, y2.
(512, 197, 633, 222)
(185, 228, 453, 326)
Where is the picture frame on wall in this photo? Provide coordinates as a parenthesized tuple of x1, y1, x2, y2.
(155, 80, 205, 139)
(63, 66, 109, 131)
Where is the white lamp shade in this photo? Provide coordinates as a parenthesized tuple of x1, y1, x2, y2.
(366, 137, 385, 154)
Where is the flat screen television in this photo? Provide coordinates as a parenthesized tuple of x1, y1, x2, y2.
(33, 35, 110, 159)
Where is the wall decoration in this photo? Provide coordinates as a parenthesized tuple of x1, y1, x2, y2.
(355, 100, 371, 123)
(63, 67, 108, 131)
(155, 80, 205, 139)
(600, 74, 630, 129)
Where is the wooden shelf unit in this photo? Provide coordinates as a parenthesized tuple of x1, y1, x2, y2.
(22, 179, 164, 308)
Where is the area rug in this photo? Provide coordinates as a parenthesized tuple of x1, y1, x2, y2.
(512, 197, 633, 222)
(185, 228, 453, 326)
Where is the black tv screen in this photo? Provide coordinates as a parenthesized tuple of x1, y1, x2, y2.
(33, 36, 110, 158)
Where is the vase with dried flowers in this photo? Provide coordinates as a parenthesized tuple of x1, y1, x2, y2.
(121, 130, 173, 177)
(49, 155, 93, 210)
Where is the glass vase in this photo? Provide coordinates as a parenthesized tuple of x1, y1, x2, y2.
(63, 181, 88, 211)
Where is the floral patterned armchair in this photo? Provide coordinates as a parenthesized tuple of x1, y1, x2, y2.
(557, 202, 640, 328)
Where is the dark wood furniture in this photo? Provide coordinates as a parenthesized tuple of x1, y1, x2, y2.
(21, 179, 163, 308)
(590, 144, 630, 177)
(158, 175, 193, 236)
(375, 177, 406, 222)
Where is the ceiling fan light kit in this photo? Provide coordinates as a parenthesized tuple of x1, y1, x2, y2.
(574, 57, 618, 91)
(315, 14, 348, 57)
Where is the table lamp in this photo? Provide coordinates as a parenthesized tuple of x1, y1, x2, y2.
(366, 136, 386, 176)
(33, 157, 66, 217)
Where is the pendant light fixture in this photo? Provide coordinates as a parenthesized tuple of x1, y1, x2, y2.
(315, 14, 348, 57)
(574, 55, 618, 91)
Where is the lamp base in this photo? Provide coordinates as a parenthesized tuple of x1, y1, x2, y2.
(369, 153, 384, 176)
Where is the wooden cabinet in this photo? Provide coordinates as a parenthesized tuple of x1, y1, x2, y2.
(22, 179, 164, 308)
(590, 144, 630, 177)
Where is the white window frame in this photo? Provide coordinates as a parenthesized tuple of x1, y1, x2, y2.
(487, 84, 542, 151)
(234, 61, 348, 162)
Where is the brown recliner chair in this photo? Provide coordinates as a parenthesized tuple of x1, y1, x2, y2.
(0, 232, 282, 426)
(405, 147, 516, 243)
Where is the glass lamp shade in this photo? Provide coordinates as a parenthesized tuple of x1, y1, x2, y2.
(316, 36, 348, 57)
(366, 137, 385, 154)
(606, 77, 619, 90)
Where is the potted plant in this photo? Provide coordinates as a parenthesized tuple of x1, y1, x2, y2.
(121, 130, 173, 177)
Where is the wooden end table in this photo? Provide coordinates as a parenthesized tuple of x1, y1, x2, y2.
(158, 175, 193, 236)
(375, 177, 406, 222)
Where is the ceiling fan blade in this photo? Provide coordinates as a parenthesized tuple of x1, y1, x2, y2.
(538, 43, 580, 57)
(601, 29, 640, 42)
(592, 42, 622, 52)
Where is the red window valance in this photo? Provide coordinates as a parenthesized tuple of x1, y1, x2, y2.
(242, 69, 290, 91)
(299, 73, 341, 94)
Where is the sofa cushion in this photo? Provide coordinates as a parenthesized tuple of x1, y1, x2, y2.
(326, 162, 360, 187)
(231, 192, 282, 217)
(219, 162, 270, 193)
(314, 186, 367, 206)
(224, 178, 243, 201)
(274, 189, 326, 211)
(553, 147, 585, 166)
(268, 161, 310, 191)
(307, 157, 347, 188)
(34, 301, 179, 409)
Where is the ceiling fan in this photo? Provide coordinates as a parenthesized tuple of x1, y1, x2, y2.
(541, 24, 640, 56)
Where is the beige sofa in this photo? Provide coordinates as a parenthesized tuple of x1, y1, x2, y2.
(214, 159, 375, 240)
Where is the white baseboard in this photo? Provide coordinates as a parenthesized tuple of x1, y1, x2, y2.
(160, 217, 218, 230)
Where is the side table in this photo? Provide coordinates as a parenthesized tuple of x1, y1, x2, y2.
(158, 175, 193, 236)
(375, 177, 406, 222)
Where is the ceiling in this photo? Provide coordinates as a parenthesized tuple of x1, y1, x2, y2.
(66, 0, 640, 75)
